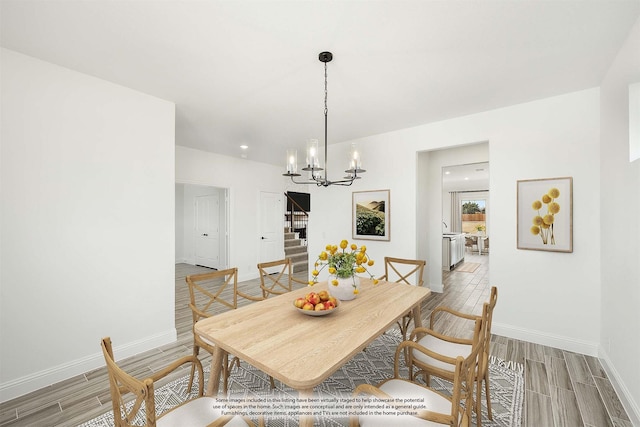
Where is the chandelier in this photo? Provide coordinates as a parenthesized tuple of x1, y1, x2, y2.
(283, 51, 366, 187)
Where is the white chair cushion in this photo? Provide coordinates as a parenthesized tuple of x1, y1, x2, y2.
(358, 379, 459, 427)
(413, 334, 471, 372)
(158, 396, 249, 427)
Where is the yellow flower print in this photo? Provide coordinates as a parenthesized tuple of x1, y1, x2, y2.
(532, 200, 542, 210)
(543, 214, 554, 225)
(548, 202, 560, 214)
(533, 216, 544, 226)
(531, 225, 541, 235)
(548, 188, 560, 198)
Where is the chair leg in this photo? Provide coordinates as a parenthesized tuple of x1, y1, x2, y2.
(187, 344, 200, 391)
(476, 377, 483, 427)
(484, 371, 493, 420)
(397, 313, 412, 362)
(269, 376, 276, 389)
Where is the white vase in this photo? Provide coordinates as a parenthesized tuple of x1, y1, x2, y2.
(329, 275, 359, 301)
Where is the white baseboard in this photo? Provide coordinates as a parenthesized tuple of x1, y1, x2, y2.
(429, 282, 444, 293)
(238, 271, 259, 283)
(492, 322, 599, 356)
(0, 329, 177, 403)
(598, 348, 640, 426)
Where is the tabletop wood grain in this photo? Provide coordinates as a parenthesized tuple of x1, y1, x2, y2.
(195, 278, 431, 390)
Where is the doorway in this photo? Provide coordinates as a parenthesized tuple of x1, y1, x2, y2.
(176, 183, 229, 269)
(259, 191, 285, 273)
(416, 143, 489, 292)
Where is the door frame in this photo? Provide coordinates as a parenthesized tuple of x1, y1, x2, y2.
(175, 181, 230, 270)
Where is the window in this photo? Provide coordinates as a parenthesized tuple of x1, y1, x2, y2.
(461, 199, 486, 234)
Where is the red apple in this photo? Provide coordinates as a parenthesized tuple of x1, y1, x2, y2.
(306, 292, 320, 305)
(294, 297, 306, 309)
(318, 290, 330, 301)
(323, 301, 335, 310)
(302, 302, 314, 311)
(314, 302, 326, 311)
(329, 296, 338, 306)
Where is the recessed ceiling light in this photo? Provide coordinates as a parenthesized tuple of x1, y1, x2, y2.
(240, 145, 248, 150)
(444, 171, 451, 175)
(464, 177, 469, 180)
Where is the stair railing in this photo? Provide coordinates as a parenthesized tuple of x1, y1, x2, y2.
(284, 192, 309, 246)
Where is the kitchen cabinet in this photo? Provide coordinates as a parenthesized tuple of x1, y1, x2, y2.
(442, 233, 465, 270)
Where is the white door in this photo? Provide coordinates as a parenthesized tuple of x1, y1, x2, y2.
(195, 194, 220, 269)
(259, 192, 284, 269)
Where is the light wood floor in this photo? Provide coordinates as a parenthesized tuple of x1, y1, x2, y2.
(0, 254, 632, 426)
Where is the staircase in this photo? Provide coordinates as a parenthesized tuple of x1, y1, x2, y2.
(285, 228, 308, 273)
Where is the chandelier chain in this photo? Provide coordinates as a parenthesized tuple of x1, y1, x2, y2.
(324, 61, 328, 116)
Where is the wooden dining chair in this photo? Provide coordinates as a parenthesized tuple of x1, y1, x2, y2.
(101, 337, 258, 427)
(237, 258, 306, 302)
(465, 236, 478, 253)
(407, 286, 498, 427)
(378, 257, 426, 342)
(482, 237, 490, 254)
(349, 318, 485, 427)
(186, 267, 241, 394)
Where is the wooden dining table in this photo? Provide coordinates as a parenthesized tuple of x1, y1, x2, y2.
(194, 277, 431, 427)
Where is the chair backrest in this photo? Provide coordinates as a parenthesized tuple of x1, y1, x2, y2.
(102, 337, 158, 427)
(257, 258, 294, 298)
(383, 257, 426, 287)
(393, 316, 486, 426)
(186, 268, 238, 324)
(484, 286, 498, 353)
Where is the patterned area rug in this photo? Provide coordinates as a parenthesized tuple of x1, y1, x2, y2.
(81, 330, 523, 427)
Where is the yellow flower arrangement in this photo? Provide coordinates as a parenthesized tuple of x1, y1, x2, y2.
(530, 187, 561, 245)
(309, 239, 378, 294)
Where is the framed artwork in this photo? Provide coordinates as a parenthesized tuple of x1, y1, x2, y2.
(517, 177, 573, 252)
(352, 190, 390, 241)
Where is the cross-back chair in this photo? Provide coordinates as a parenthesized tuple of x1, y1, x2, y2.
(407, 286, 498, 427)
(101, 336, 257, 427)
(186, 267, 241, 393)
(237, 258, 306, 302)
(349, 317, 485, 427)
(378, 257, 426, 342)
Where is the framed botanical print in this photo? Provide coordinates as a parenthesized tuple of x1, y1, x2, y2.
(517, 177, 573, 252)
(352, 190, 390, 241)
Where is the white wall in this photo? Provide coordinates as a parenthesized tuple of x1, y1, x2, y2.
(310, 88, 602, 357)
(0, 49, 176, 401)
(599, 16, 640, 424)
(175, 146, 286, 282)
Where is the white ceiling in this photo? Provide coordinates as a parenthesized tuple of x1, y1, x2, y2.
(442, 162, 489, 192)
(2, 1, 639, 167)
